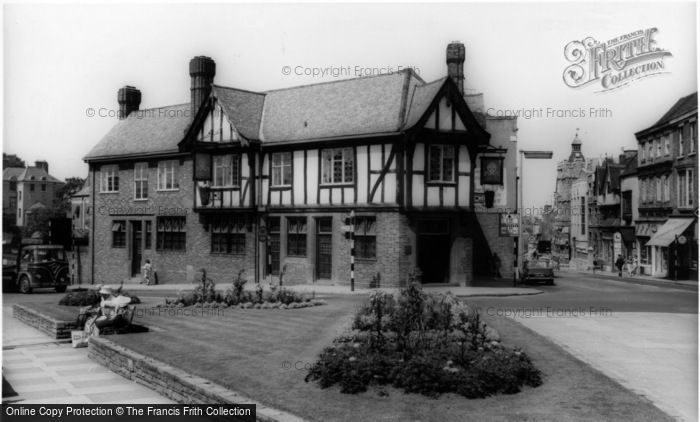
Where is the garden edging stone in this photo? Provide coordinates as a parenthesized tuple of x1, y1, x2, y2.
(87, 336, 309, 422)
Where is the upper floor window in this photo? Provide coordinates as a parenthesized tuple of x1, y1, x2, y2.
(679, 127, 685, 156)
(428, 144, 455, 182)
(29, 184, 35, 192)
(690, 121, 697, 153)
(41, 183, 46, 191)
(9, 181, 16, 191)
(271, 152, 292, 187)
(213, 154, 239, 187)
(100, 165, 119, 193)
(134, 162, 148, 200)
(647, 144, 654, 161)
(640, 145, 646, 163)
(321, 148, 353, 184)
(157, 160, 179, 191)
(678, 168, 694, 208)
(663, 134, 670, 156)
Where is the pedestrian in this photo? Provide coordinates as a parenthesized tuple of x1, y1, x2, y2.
(492, 252, 502, 279)
(615, 254, 625, 277)
(592, 254, 598, 274)
(141, 259, 153, 285)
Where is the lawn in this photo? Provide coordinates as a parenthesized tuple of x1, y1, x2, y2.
(19, 295, 675, 421)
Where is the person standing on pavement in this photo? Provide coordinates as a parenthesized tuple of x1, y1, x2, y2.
(615, 254, 625, 277)
(141, 259, 153, 285)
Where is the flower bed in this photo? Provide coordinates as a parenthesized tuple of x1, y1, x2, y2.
(305, 283, 542, 398)
(158, 269, 325, 310)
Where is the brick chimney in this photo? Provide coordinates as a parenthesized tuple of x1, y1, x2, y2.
(446, 41, 465, 95)
(35, 160, 48, 174)
(117, 86, 141, 120)
(189, 56, 216, 121)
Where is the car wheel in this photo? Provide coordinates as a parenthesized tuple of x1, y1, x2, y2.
(19, 276, 31, 294)
(55, 285, 67, 293)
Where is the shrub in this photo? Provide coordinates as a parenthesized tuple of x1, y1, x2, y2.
(306, 283, 542, 399)
(193, 268, 216, 304)
(59, 289, 101, 306)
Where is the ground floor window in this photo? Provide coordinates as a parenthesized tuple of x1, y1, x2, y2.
(211, 215, 246, 254)
(157, 216, 186, 251)
(112, 221, 126, 248)
(639, 241, 651, 265)
(287, 217, 307, 257)
(268, 217, 281, 275)
(354, 216, 377, 259)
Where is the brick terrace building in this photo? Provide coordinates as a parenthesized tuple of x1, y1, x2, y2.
(634, 92, 698, 279)
(83, 43, 518, 287)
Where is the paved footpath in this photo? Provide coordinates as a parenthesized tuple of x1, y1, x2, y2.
(514, 312, 698, 422)
(2, 304, 173, 404)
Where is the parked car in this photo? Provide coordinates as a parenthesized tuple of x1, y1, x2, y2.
(520, 258, 554, 285)
(2, 244, 69, 293)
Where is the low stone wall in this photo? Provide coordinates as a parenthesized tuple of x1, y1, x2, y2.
(13, 304, 79, 340)
(88, 337, 306, 422)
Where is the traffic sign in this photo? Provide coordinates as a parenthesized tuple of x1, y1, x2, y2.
(677, 235, 687, 245)
(340, 225, 353, 233)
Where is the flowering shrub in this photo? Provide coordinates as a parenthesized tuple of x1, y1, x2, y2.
(162, 269, 324, 310)
(306, 284, 542, 398)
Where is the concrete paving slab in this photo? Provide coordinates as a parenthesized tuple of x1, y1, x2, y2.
(513, 312, 697, 422)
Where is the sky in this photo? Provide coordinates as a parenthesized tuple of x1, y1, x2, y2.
(2, 2, 698, 210)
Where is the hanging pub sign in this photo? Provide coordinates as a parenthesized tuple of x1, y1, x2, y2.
(480, 156, 504, 185)
(194, 153, 212, 181)
(499, 212, 519, 237)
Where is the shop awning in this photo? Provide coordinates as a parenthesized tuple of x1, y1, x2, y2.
(646, 218, 695, 247)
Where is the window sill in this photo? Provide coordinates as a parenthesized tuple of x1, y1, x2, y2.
(210, 252, 247, 256)
(210, 186, 241, 190)
(100, 191, 120, 194)
(156, 189, 180, 192)
(355, 257, 378, 263)
(319, 183, 354, 188)
(426, 181, 456, 187)
(155, 249, 187, 254)
(134, 198, 149, 202)
(270, 185, 292, 190)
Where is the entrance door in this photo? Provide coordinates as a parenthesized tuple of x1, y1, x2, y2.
(131, 221, 142, 276)
(268, 217, 281, 276)
(417, 220, 450, 283)
(316, 218, 333, 279)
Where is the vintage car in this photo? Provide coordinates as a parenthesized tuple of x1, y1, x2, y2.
(520, 258, 555, 285)
(2, 244, 69, 293)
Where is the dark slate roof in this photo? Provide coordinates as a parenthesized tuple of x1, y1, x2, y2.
(607, 163, 625, 191)
(3, 167, 24, 181)
(212, 86, 265, 140)
(4, 166, 63, 183)
(84, 104, 191, 160)
(87, 69, 463, 159)
(636, 92, 698, 137)
(654, 92, 698, 126)
(621, 152, 638, 176)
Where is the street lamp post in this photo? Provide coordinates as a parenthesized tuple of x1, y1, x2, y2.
(517, 150, 553, 284)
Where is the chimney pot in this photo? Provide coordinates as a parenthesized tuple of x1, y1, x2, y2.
(189, 56, 216, 121)
(35, 160, 49, 174)
(117, 86, 141, 120)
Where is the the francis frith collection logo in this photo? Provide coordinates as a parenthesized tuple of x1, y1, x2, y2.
(563, 28, 672, 92)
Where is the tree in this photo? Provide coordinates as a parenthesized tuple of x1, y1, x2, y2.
(54, 177, 86, 215)
(3, 153, 26, 169)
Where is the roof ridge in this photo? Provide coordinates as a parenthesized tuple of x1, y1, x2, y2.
(212, 85, 266, 96)
(263, 68, 422, 94)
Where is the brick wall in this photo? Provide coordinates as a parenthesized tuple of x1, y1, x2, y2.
(474, 212, 516, 280)
(13, 304, 78, 340)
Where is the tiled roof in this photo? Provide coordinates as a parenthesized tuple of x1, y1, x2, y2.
(84, 104, 191, 160)
(260, 70, 422, 143)
(621, 152, 638, 176)
(4, 166, 62, 183)
(636, 92, 698, 137)
(87, 69, 472, 159)
(654, 92, 698, 126)
(3, 167, 24, 181)
(212, 86, 265, 140)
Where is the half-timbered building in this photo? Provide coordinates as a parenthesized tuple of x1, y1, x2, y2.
(84, 43, 518, 287)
